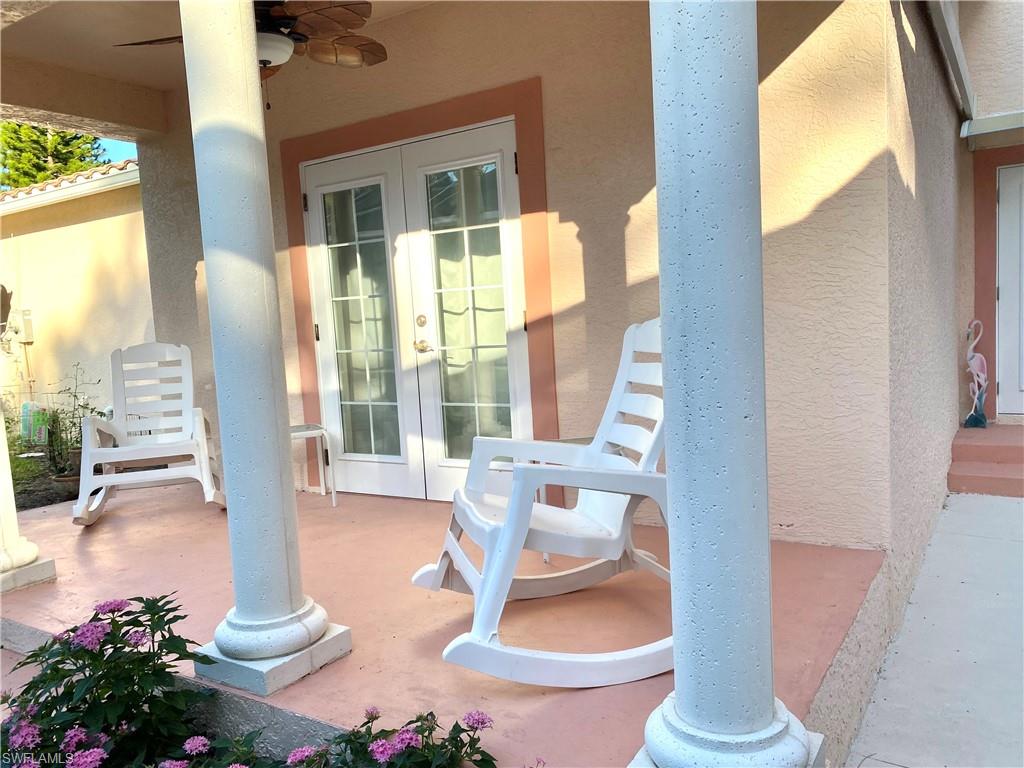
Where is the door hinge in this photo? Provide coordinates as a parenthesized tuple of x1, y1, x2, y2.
(314, 323, 320, 341)
(996, 285, 1000, 301)
(996, 381, 1000, 395)
(302, 193, 308, 212)
(514, 151, 518, 175)
(323, 446, 330, 466)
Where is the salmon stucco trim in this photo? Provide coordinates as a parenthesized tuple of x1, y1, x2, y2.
(973, 144, 1024, 419)
(280, 78, 558, 487)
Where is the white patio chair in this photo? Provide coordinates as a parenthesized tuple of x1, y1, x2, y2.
(412, 318, 671, 687)
(72, 342, 224, 526)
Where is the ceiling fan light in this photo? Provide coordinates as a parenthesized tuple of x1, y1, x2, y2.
(257, 32, 295, 67)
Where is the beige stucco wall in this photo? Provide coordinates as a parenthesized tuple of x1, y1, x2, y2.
(960, 0, 1024, 118)
(806, 4, 974, 764)
(0, 184, 155, 413)
(758, 1, 892, 547)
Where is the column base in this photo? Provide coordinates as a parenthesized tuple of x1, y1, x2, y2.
(214, 595, 330, 660)
(1, 557, 56, 593)
(195, 622, 352, 696)
(630, 695, 824, 768)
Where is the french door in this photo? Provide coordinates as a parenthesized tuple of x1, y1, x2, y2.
(303, 121, 531, 500)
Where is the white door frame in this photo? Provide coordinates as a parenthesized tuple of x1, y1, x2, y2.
(303, 148, 425, 497)
(300, 119, 533, 499)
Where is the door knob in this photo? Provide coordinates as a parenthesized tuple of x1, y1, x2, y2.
(414, 340, 433, 353)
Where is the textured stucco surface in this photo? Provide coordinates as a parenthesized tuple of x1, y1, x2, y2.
(137, 88, 219, 435)
(804, 5, 974, 766)
(960, 0, 1024, 118)
(0, 184, 155, 410)
(758, 1, 892, 548)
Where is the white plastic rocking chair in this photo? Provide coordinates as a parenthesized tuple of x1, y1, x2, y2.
(412, 318, 670, 688)
(72, 342, 224, 526)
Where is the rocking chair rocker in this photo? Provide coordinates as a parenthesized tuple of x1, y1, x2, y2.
(412, 318, 670, 688)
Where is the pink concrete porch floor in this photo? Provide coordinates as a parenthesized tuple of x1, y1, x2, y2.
(2, 485, 883, 767)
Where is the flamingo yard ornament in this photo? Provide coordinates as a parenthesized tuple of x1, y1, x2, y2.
(964, 320, 988, 428)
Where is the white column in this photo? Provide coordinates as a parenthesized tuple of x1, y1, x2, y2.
(636, 2, 818, 765)
(1, 426, 56, 592)
(178, 0, 349, 694)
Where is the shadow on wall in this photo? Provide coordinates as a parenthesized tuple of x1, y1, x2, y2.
(2, 195, 156, 411)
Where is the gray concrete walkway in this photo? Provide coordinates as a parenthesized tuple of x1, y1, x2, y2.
(850, 493, 1023, 768)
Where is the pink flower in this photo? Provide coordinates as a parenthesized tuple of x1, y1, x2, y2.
(368, 738, 399, 764)
(71, 621, 111, 651)
(9, 720, 42, 749)
(462, 710, 493, 730)
(158, 761, 190, 768)
(61, 725, 89, 752)
(364, 705, 381, 720)
(94, 599, 130, 614)
(127, 629, 152, 647)
(391, 726, 422, 750)
(183, 735, 210, 755)
(67, 749, 107, 768)
(286, 745, 319, 765)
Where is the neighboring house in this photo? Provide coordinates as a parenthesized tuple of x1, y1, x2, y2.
(0, 160, 155, 414)
(0, 1, 1021, 766)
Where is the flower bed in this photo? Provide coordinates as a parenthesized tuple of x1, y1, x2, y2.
(1, 596, 499, 768)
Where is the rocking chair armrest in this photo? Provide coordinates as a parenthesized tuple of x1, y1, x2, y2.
(81, 416, 127, 448)
(466, 437, 588, 495)
(509, 463, 667, 509)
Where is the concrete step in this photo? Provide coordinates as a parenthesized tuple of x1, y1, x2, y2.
(947, 460, 1024, 498)
(951, 425, 1024, 464)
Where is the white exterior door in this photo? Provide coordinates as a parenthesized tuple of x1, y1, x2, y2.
(997, 164, 1024, 415)
(303, 121, 531, 500)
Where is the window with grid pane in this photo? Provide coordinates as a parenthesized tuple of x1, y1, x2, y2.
(324, 184, 401, 456)
(426, 162, 512, 459)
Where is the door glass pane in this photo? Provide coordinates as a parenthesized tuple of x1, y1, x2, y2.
(438, 290, 472, 348)
(440, 349, 474, 403)
(324, 190, 356, 245)
(426, 161, 514, 459)
(442, 405, 477, 460)
(463, 163, 499, 226)
(323, 182, 400, 456)
(427, 170, 463, 229)
(469, 227, 502, 286)
(433, 231, 467, 290)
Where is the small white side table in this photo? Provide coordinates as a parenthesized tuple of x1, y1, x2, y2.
(289, 424, 336, 507)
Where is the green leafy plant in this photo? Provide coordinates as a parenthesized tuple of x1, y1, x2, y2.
(44, 361, 103, 475)
(2, 597, 504, 768)
(2, 595, 212, 767)
(279, 708, 496, 768)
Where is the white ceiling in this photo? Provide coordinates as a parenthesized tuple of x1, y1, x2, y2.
(1, 0, 430, 92)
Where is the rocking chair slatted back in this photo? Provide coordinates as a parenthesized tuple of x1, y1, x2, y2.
(111, 343, 195, 445)
(575, 318, 664, 534)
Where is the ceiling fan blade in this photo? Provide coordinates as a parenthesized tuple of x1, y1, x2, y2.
(334, 34, 387, 66)
(306, 33, 386, 67)
(272, 1, 371, 32)
(115, 35, 183, 47)
(260, 65, 283, 80)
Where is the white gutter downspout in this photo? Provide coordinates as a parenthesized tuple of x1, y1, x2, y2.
(925, 1, 976, 121)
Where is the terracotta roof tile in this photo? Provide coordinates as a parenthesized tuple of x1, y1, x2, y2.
(0, 159, 139, 202)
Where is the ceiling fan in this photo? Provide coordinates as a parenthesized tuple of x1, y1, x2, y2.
(116, 1, 387, 80)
